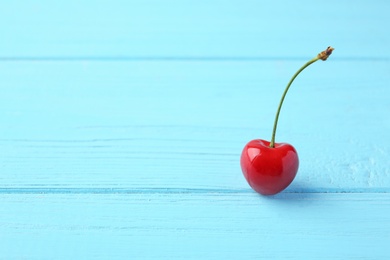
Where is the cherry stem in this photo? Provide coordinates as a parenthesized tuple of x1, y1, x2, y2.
(269, 46, 334, 148)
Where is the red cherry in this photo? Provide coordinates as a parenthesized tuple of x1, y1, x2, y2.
(240, 47, 334, 195)
(240, 139, 299, 195)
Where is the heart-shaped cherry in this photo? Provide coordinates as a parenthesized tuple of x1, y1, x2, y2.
(241, 47, 334, 195)
(241, 139, 299, 195)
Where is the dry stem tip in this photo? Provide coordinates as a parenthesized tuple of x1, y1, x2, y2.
(318, 46, 335, 61)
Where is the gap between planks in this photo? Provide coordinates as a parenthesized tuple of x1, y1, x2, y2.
(0, 187, 389, 195)
(0, 56, 388, 62)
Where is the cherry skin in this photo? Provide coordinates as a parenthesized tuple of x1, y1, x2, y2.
(240, 139, 299, 195)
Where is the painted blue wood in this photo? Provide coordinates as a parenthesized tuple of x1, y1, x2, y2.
(1, 193, 390, 259)
(1, 0, 390, 259)
(1, 1, 389, 59)
(0, 60, 389, 191)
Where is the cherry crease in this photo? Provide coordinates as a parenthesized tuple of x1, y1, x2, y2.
(240, 139, 299, 195)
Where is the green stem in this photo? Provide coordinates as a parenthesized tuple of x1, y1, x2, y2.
(269, 57, 320, 148)
(269, 46, 334, 148)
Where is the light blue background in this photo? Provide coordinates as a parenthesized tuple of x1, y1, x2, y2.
(1, 1, 389, 259)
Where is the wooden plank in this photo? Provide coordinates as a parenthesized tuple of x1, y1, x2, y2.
(1, 1, 389, 58)
(0, 60, 389, 191)
(1, 192, 389, 259)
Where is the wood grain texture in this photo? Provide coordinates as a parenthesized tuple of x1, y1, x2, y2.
(1, 193, 390, 259)
(1, 0, 390, 259)
(1, 61, 389, 191)
(1, 0, 389, 59)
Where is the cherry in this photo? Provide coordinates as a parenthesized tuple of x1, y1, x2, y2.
(241, 139, 299, 195)
(241, 47, 334, 195)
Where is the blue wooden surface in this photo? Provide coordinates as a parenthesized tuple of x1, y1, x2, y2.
(1, 1, 390, 259)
